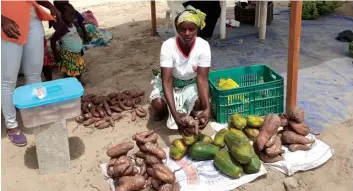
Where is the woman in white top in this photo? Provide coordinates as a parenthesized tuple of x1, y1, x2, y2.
(150, 6, 211, 135)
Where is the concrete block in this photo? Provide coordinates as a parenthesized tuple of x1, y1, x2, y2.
(33, 120, 70, 174)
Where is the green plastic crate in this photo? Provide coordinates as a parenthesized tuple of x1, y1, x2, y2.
(209, 64, 284, 123)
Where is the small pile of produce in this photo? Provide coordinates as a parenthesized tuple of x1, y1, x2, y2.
(106, 130, 179, 191)
(169, 115, 261, 179)
(301, 1, 340, 20)
(75, 91, 147, 129)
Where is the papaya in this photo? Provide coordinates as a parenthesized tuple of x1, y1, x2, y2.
(183, 134, 199, 145)
(243, 127, 259, 141)
(246, 115, 264, 129)
(198, 134, 213, 144)
(231, 113, 247, 130)
(213, 128, 230, 148)
(242, 155, 261, 174)
(169, 138, 188, 160)
(224, 133, 256, 164)
(188, 142, 220, 161)
(213, 150, 243, 178)
(229, 127, 249, 141)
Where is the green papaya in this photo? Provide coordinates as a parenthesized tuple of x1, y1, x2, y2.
(213, 150, 243, 178)
(183, 134, 199, 145)
(214, 128, 230, 148)
(224, 133, 256, 164)
(198, 134, 213, 144)
(169, 138, 188, 160)
(229, 127, 249, 141)
(242, 154, 261, 174)
(188, 142, 220, 161)
(231, 113, 247, 130)
(246, 115, 264, 129)
(243, 127, 259, 141)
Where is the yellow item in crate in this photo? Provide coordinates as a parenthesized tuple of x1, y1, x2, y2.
(218, 78, 245, 103)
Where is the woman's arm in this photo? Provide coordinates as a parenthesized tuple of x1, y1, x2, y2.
(35, 0, 61, 18)
(196, 67, 210, 111)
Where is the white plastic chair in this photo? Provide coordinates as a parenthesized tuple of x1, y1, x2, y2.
(165, 1, 185, 33)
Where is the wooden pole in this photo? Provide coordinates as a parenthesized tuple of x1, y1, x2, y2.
(151, 0, 157, 36)
(259, 1, 268, 39)
(286, 1, 303, 112)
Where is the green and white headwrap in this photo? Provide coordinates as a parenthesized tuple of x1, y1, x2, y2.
(176, 5, 206, 30)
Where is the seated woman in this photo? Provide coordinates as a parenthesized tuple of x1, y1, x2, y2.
(150, 5, 211, 135)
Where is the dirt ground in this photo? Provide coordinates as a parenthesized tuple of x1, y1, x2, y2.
(1, 1, 353, 191)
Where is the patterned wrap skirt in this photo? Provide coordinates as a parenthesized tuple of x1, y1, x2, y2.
(58, 49, 86, 76)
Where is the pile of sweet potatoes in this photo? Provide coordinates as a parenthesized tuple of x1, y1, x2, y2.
(106, 130, 179, 191)
(254, 107, 315, 163)
(75, 90, 147, 129)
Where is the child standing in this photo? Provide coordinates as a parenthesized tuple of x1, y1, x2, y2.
(51, 3, 86, 83)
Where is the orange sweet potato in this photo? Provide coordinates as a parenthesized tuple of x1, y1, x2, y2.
(131, 91, 145, 98)
(83, 117, 101, 126)
(116, 174, 146, 191)
(75, 115, 85, 123)
(265, 133, 277, 148)
(131, 110, 137, 121)
(106, 141, 134, 158)
(110, 105, 123, 113)
(145, 154, 161, 166)
(145, 142, 166, 160)
(255, 114, 281, 151)
(289, 121, 310, 136)
(135, 106, 147, 118)
(103, 100, 112, 116)
(97, 121, 110, 129)
(286, 106, 305, 123)
(151, 177, 162, 189)
(118, 97, 132, 110)
(281, 131, 314, 145)
(152, 164, 175, 184)
(265, 134, 284, 157)
(135, 131, 158, 144)
(288, 144, 311, 152)
(258, 151, 284, 163)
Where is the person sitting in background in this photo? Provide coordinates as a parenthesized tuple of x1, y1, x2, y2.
(150, 6, 211, 135)
(51, 3, 86, 84)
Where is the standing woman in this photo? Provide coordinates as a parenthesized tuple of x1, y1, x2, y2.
(1, 1, 59, 147)
(150, 6, 211, 135)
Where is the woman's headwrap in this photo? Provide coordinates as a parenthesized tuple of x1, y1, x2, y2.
(176, 5, 206, 30)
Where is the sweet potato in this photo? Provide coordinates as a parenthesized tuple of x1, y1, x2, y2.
(97, 121, 110, 129)
(103, 100, 112, 116)
(83, 117, 101, 126)
(109, 99, 117, 106)
(116, 175, 146, 191)
(122, 90, 131, 96)
(265, 133, 277, 148)
(180, 116, 199, 134)
(95, 119, 108, 127)
(111, 113, 123, 121)
(135, 132, 158, 144)
(131, 110, 137, 121)
(135, 151, 146, 159)
(279, 114, 289, 127)
(118, 97, 132, 110)
(87, 102, 95, 110)
(258, 151, 284, 163)
(108, 157, 118, 167)
(158, 184, 174, 191)
(108, 117, 115, 127)
(137, 142, 148, 152)
(151, 177, 162, 189)
(255, 114, 281, 151)
(131, 91, 145, 98)
(145, 154, 161, 165)
(146, 177, 152, 187)
(83, 113, 93, 119)
(110, 105, 123, 113)
(145, 142, 166, 160)
(147, 167, 154, 176)
(289, 121, 310, 136)
(108, 92, 117, 99)
(286, 106, 305, 123)
(135, 106, 147, 118)
(75, 115, 85, 123)
(96, 104, 105, 118)
(265, 135, 284, 157)
(133, 167, 139, 175)
(107, 141, 134, 158)
(288, 144, 311, 152)
(133, 97, 141, 105)
(126, 96, 134, 107)
(152, 164, 175, 184)
(92, 96, 103, 105)
(90, 105, 100, 118)
(281, 131, 314, 145)
(82, 102, 90, 113)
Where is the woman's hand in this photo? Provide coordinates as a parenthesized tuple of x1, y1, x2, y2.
(174, 112, 189, 135)
(195, 108, 211, 130)
(49, 6, 61, 19)
(1, 16, 21, 39)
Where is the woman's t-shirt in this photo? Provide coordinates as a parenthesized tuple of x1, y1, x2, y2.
(160, 37, 211, 80)
(60, 26, 83, 53)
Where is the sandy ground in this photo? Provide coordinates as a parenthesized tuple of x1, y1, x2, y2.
(2, 1, 353, 191)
